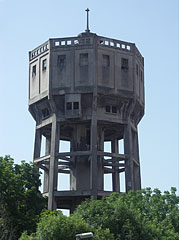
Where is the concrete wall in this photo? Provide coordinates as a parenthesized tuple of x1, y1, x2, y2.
(29, 53, 49, 100)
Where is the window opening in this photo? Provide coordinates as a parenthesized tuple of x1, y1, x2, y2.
(86, 129, 90, 146)
(127, 45, 131, 51)
(57, 55, 66, 70)
(42, 108, 50, 118)
(105, 105, 111, 113)
(67, 40, 71, 45)
(32, 65, 36, 78)
(136, 64, 139, 76)
(140, 70, 143, 81)
(55, 41, 60, 46)
(121, 58, 129, 71)
(116, 43, 120, 48)
(112, 106, 117, 114)
(105, 40, 109, 45)
(73, 102, 79, 110)
(79, 53, 88, 66)
(61, 41, 65, 46)
(103, 55, 110, 67)
(74, 39, 79, 45)
(42, 59, 47, 71)
(66, 102, 72, 110)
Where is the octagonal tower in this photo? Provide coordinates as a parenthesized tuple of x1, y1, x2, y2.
(29, 28, 144, 212)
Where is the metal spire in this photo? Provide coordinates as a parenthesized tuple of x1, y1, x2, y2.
(85, 8, 90, 33)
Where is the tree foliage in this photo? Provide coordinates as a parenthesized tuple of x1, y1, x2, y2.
(0, 156, 47, 240)
(20, 210, 113, 240)
(20, 188, 179, 240)
(74, 188, 179, 240)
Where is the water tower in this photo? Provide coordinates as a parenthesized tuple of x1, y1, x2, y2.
(28, 10, 144, 212)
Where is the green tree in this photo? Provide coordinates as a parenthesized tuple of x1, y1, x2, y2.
(74, 188, 179, 240)
(20, 188, 179, 240)
(20, 210, 113, 240)
(0, 156, 47, 240)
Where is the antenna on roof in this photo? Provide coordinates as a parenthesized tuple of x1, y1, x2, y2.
(85, 8, 90, 33)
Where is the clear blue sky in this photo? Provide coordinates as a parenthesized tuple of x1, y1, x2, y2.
(0, 0, 178, 193)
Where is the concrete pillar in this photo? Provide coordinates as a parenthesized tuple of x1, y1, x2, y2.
(90, 113, 97, 199)
(43, 136, 51, 193)
(111, 139, 120, 192)
(132, 130, 141, 190)
(48, 115, 59, 211)
(124, 123, 134, 192)
(124, 123, 141, 191)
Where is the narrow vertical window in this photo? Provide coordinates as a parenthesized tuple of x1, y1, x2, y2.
(79, 53, 88, 66)
(140, 70, 143, 81)
(42, 59, 47, 71)
(57, 55, 66, 70)
(105, 105, 111, 113)
(103, 55, 110, 67)
(112, 106, 117, 113)
(32, 65, 36, 78)
(136, 64, 139, 76)
(66, 102, 72, 110)
(73, 102, 79, 110)
(42, 108, 50, 118)
(121, 58, 128, 71)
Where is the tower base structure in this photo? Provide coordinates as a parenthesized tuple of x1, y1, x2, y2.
(33, 109, 142, 212)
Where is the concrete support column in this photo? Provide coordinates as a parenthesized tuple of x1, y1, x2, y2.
(43, 136, 51, 193)
(33, 128, 41, 160)
(111, 139, 120, 192)
(90, 113, 97, 199)
(132, 130, 141, 190)
(124, 123, 134, 192)
(48, 115, 59, 211)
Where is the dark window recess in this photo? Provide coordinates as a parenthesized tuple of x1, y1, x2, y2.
(103, 55, 110, 67)
(86, 129, 90, 145)
(32, 65, 36, 77)
(73, 102, 79, 110)
(112, 106, 117, 113)
(66, 102, 72, 110)
(42, 108, 49, 118)
(105, 105, 111, 113)
(80, 53, 88, 66)
(121, 58, 128, 71)
(42, 59, 47, 71)
(57, 55, 66, 70)
(140, 70, 143, 81)
(136, 64, 139, 75)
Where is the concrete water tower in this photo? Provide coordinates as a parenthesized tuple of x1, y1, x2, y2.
(28, 10, 144, 212)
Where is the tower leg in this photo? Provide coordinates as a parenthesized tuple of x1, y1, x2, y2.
(111, 139, 120, 192)
(124, 123, 133, 192)
(48, 115, 59, 211)
(132, 130, 141, 190)
(90, 113, 97, 199)
(43, 136, 51, 193)
(124, 123, 141, 192)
